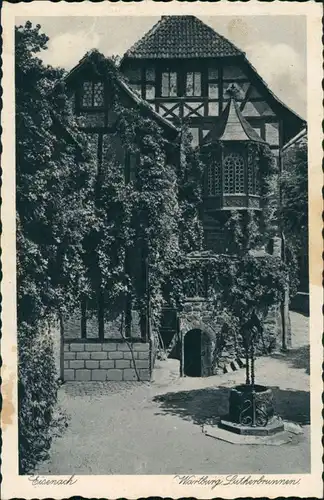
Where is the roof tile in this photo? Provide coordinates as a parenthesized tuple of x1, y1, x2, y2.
(124, 16, 243, 60)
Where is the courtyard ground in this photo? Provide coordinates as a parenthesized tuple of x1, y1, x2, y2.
(36, 312, 310, 475)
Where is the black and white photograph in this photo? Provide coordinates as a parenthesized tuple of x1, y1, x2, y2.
(1, 2, 323, 498)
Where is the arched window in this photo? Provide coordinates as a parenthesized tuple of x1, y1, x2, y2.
(207, 161, 221, 196)
(223, 153, 245, 194)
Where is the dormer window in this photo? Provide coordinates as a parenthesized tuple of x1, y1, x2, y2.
(81, 81, 104, 108)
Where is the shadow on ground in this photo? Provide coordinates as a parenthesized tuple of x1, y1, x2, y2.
(153, 386, 310, 427)
(271, 345, 310, 375)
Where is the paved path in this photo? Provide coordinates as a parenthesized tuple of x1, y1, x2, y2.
(36, 312, 310, 475)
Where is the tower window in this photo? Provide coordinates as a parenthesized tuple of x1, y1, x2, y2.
(248, 149, 261, 195)
(81, 81, 104, 108)
(161, 71, 177, 97)
(186, 72, 201, 96)
(254, 163, 260, 194)
(206, 161, 221, 196)
(223, 153, 245, 194)
(248, 160, 254, 194)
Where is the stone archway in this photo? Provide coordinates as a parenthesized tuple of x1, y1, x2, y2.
(179, 315, 218, 377)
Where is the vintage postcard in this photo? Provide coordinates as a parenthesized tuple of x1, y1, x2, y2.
(1, 0, 323, 498)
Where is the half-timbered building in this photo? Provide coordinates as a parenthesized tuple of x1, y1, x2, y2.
(120, 16, 304, 152)
(61, 16, 306, 382)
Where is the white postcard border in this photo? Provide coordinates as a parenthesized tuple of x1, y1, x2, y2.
(1, 1, 323, 498)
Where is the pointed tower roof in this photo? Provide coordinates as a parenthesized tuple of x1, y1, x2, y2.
(203, 97, 265, 146)
(123, 16, 243, 60)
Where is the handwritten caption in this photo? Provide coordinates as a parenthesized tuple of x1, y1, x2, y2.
(174, 474, 301, 490)
(28, 475, 77, 486)
(28, 474, 302, 489)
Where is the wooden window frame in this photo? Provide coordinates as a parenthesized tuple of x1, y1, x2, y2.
(125, 67, 143, 98)
(185, 71, 202, 97)
(144, 67, 156, 100)
(207, 65, 220, 116)
(79, 81, 105, 111)
(223, 151, 246, 195)
(185, 270, 208, 299)
(125, 151, 138, 184)
(206, 160, 221, 197)
(161, 70, 178, 97)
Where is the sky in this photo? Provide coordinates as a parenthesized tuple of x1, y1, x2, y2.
(16, 15, 307, 118)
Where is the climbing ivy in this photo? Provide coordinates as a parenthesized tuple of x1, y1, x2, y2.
(78, 51, 204, 342)
(16, 22, 96, 472)
(163, 137, 288, 366)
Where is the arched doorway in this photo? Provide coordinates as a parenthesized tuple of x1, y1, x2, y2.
(184, 329, 202, 377)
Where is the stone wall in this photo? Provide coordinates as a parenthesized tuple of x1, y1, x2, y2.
(179, 298, 286, 376)
(63, 342, 151, 381)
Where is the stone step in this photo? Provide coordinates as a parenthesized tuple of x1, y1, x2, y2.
(165, 333, 179, 356)
(222, 357, 246, 374)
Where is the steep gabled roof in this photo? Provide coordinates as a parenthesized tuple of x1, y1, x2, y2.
(123, 15, 243, 60)
(64, 50, 179, 137)
(243, 57, 306, 125)
(203, 98, 265, 145)
(281, 127, 307, 152)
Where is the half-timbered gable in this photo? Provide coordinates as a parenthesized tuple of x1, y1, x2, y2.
(65, 50, 179, 182)
(120, 15, 305, 153)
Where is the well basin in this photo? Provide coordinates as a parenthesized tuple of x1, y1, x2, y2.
(228, 384, 275, 426)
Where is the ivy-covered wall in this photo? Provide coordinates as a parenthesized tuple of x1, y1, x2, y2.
(63, 50, 290, 380)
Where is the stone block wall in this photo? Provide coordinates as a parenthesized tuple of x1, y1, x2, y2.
(63, 342, 151, 381)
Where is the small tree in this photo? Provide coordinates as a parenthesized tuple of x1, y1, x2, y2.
(216, 255, 288, 388)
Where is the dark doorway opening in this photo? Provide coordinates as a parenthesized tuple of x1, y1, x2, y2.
(184, 329, 202, 377)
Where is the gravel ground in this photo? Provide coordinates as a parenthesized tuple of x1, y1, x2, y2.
(36, 312, 310, 475)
